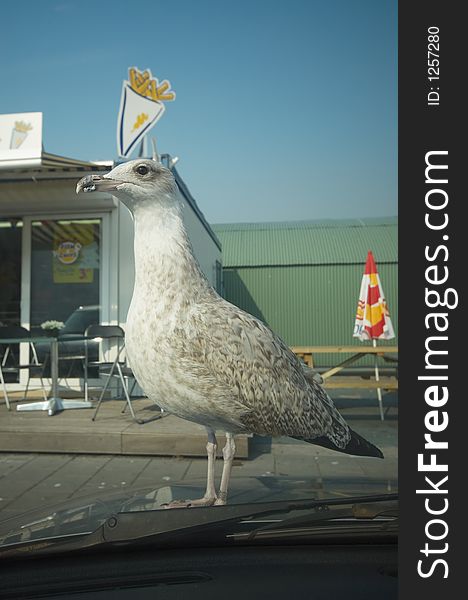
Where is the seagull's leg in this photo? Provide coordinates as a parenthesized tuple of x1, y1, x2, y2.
(214, 432, 236, 506)
(187, 428, 218, 506)
(163, 428, 218, 508)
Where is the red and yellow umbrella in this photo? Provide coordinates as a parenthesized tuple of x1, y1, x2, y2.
(354, 250, 395, 341)
(353, 251, 395, 420)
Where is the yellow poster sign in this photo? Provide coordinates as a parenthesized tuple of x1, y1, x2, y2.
(53, 264, 93, 284)
(52, 223, 97, 284)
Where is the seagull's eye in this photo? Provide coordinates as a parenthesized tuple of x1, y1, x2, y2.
(136, 164, 150, 176)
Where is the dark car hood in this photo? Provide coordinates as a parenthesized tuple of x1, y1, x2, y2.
(0, 475, 395, 549)
(0, 477, 312, 547)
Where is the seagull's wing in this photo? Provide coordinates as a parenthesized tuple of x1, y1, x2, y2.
(178, 298, 350, 447)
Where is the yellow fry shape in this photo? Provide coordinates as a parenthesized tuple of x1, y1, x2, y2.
(156, 80, 175, 101)
(147, 79, 158, 101)
(127, 67, 175, 102)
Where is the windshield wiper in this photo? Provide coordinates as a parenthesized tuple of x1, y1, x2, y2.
(0, 493, 398, 559)
(233, 498, 398, 543)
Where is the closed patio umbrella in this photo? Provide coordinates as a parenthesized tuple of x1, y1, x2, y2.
(353, 250, 395, 420)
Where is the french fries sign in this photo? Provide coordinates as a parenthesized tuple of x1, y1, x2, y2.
(117, 67, 175, 158)
(0, 112, 43, 168)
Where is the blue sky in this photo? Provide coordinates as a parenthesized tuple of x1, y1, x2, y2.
(0, 0, 397, 224)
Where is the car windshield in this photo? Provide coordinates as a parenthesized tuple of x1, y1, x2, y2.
(0, 0, 397, 556)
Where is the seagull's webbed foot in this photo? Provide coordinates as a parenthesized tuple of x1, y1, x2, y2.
(213, 491, 228, 506)
(162, 495, 217, 509)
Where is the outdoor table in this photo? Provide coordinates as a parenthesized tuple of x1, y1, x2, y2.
(1, 335, 93, 416)
(290, 345, 399, 376)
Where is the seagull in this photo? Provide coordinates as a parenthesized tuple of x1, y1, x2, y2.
(76, 159, 383, 507)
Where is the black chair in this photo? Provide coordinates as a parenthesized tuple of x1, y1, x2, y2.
(0, 326, 48, 410)
(85, 325, 143, 423)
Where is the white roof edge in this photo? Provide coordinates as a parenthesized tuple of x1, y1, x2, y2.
(0, 158, 43, 171)
(90, 160, 114, 166)
(0, 151, 109, 172)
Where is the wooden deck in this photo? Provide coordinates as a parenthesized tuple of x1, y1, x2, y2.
(1, 346, 398, 457)
(0, 392, 250, 458)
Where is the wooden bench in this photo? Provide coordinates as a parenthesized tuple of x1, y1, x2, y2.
(322, 376, 398, 390)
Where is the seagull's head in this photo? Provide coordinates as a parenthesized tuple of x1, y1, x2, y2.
(76, 159, 178, 213)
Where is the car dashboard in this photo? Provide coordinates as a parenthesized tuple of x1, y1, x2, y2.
(1, 542, 397, 599)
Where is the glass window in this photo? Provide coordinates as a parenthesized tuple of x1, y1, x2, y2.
(0, 218, 22, 327)
(30, 219, 101, 327)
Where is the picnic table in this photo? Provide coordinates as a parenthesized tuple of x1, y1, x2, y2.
(291, 345, 398, 390)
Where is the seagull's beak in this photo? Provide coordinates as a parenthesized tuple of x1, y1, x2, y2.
(76, 174, 122, 194)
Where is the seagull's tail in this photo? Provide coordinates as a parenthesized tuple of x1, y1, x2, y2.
(296, 429, 384, 459)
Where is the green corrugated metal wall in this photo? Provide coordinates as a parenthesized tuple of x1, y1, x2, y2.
(215, 217, 397, 267)
(213, 219, 398, 368)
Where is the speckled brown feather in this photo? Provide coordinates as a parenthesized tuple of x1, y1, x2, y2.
(174, 296, 351, 447)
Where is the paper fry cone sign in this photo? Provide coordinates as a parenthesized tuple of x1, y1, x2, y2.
(353, 250, 395, 341)
(10, 120, 33, 149)
(117, 67, 176, 158)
